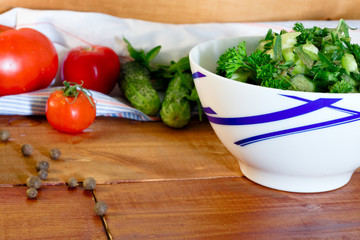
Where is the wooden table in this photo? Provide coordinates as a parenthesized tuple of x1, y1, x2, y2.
(1, 115, 360, 239)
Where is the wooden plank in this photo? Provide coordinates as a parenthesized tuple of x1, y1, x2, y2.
(95, 173, 360, 239)
(0, 185, 106, 239)
(0, 115, 240, 185)
(0, 0, 359, 23)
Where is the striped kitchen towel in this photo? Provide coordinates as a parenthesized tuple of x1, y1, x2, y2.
(1, 8, 360, 121)
(0, 87, 156, 121)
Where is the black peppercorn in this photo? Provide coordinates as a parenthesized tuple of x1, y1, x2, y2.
(36, 160, 49, 171)
(68, 177, 78, 188)
(0, 129, 10, 142)
(26, 176, 42, 189)
(21, 144, 33, 157)
(49, 148, 61, 160)
(94, 201, 108, 216)
(38, 170, 48, 180)
(83, 177, 96, 190)
(26, 188, 38, 199)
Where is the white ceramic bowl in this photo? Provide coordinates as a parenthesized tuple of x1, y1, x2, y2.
(189, 36, 360, 193)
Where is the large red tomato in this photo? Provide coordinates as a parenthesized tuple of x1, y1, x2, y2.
(46, 81, 96, 134)
(0, 26, 58, 96)
(61, 45, 121, 94)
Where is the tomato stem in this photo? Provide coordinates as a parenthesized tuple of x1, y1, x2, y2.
(62, 81, 95, 108)
(82, 46, 95, 51)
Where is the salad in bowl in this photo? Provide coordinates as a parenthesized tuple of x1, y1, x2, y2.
(189, 20, 360, 192)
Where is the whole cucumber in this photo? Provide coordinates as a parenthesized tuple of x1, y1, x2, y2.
(160, 72, 193, 128)
(119, 61, 161, 116)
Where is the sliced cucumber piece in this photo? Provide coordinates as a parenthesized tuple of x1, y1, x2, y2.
(292, 59, 306, 75)
(289, 74, 316, 92)
(302, 42, 319, 60)
(265, 49, 274, 59)
(256, 40, 272, 52)
(281, 32, 301, 49)
(231, 69, 252, 82)
(341, 53, 359, 74)
(282, 48, 295, 62)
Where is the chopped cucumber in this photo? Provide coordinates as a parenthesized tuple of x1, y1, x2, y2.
(231, 69, 252, 82)
(302, 42, 319, 60)
(292, 59, 306, 75)
(322, 43, 340, 54)
(266, 49, 274, 59)
(217, 19, 360, 93)
(281, 32, 301, 49)
(282, 48, 295, 62)
(289, 74, 316, 92)
(256, 40, 271, 52)
(341, 53, 359, 74)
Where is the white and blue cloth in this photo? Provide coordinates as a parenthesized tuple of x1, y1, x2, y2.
(1, 8, 359, 121)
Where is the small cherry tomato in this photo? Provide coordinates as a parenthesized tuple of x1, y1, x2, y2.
(61, 45, 121, 94)
(0, 26, 58, 96)
(46, 82, 96, 133)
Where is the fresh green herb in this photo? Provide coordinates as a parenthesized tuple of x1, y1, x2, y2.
(273, 35, 284, 62)
(123, 37, 161, 69)
(330, 78, 355, 93)
(293, 23, 328, 48)
(264, 29, 275, 41)
(216, 41, 291, 90)
(217, 19, 360, 93)
(217, 42, 248, 79)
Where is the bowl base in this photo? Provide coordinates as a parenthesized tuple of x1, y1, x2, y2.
(239, 163, 354, 193)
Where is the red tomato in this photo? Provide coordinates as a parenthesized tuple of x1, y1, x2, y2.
(46, 82, 96, 133)
(0, 26, 58, 96)
(61, 45, 121, 94)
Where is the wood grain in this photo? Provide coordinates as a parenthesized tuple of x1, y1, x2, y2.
(0, 185, 106, 240)
(0, 0, 359, 23)
(95, 174, 360, 240)
(0, 115, 240, 185)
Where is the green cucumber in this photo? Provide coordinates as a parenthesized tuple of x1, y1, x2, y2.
(289, 74, 315, 92)
(119, 61, 161, 116)
(341, 53, 359, 74)
(160, 72, 192, 128)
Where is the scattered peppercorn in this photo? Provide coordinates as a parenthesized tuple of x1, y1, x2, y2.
(68, 177, 78, 188)
(21, 144, 33, 157)
(26, 176, 42, 189)
(0, 129, 10, 142)
(26, 188, 38, 199)
(38, 170, 48, 180)
(94, 201, 108, 216)
(36, 160, 49, 171)
(49, 148, 61, 160)
(83, 177, 96, 190)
